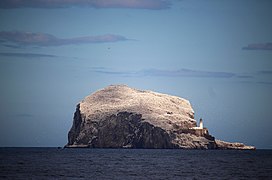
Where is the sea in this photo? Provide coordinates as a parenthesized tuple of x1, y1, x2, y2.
(0, 148, 272, 180)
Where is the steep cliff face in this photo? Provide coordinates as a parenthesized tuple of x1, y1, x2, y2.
(66, 85, 254, 150)
(68, 111, 177, 148)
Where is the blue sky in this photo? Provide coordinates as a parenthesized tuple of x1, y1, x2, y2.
(0, 0, 271, 148)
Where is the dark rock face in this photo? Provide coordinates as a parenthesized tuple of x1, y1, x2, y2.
(91, 111, 177, 148)
(68, 109, 177, 148)
(66, 85, 255, 150)
(68, 104, 82, 145)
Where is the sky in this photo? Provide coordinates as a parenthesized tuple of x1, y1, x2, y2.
(0, 0, 271, 149)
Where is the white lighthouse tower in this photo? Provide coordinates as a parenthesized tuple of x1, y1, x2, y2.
(199, 118, 203, 129)
(190, 118, 208, 135)
(190, 118, 204, 130)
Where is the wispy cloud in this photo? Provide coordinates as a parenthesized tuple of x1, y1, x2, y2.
(257, 70, 272, 75)
(15, 113, 34, 118)
(0, 0, 171, 10)
(255, 81, 272, 86)
(2, 44, 22, 49)
(0, 52, 58, 58)
(235, 75, 253, 79)
(91, 67, 272, 86)
(139, 69, 236, 78)
(242, 43, 272, 51)
(0, 31, 129, 47)
(91, 67, 237, 78)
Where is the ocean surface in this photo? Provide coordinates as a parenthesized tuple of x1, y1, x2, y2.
(0, 148, 272, 179)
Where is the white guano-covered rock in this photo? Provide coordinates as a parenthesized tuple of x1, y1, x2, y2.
(66, 85, 254, 150)
(80, 85, 196, 130)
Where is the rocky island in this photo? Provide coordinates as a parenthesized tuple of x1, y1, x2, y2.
(66, 85, 255, 150)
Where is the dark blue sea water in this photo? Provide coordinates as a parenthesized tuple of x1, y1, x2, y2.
(0, 148, 272, 179)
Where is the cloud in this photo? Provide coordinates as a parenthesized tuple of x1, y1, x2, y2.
(257, 70, 272, 75)
(256, 81, 272, 85)
(15, 113, 34, 118)
(91, 67, 236, 78)
(0, 0, 171, 10)
(235, 75, 253, 79)
(139, 69, 235, 78)
(92, 67, 272, 86)
(0, 31, 129, 47)
(2, 44, 22, 49)
(242, 43, 272, 50)
(0, 52, 58, 58)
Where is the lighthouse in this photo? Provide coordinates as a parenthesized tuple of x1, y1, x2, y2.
(190, 118, 204, 130)
(189, 118, 209, 136)
(199, 118, 203, 129)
